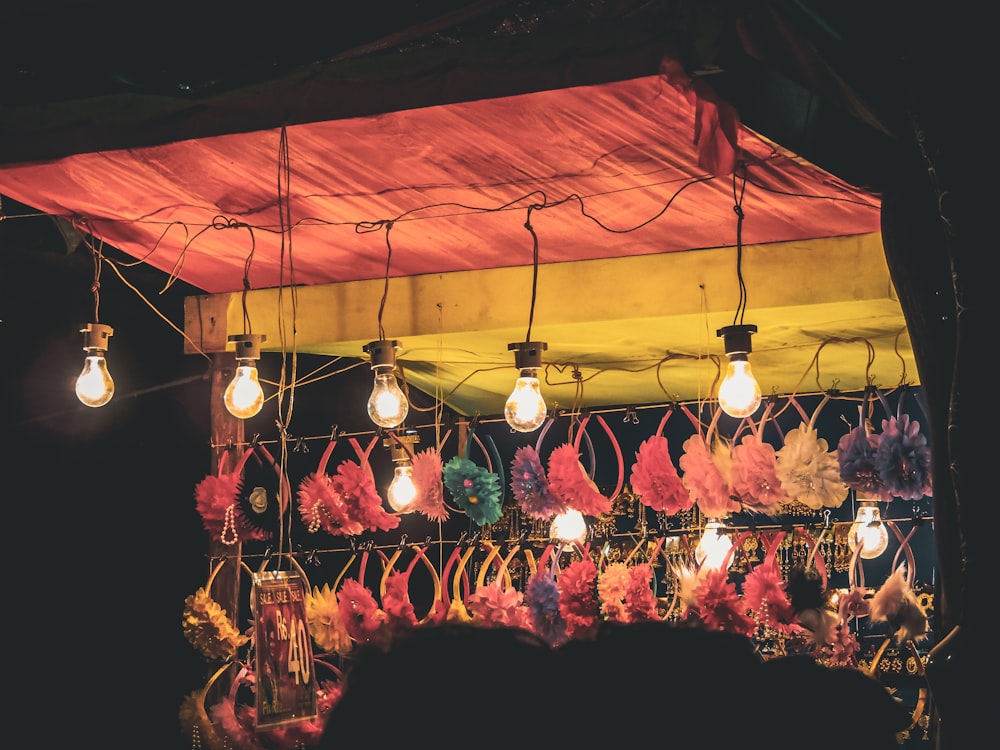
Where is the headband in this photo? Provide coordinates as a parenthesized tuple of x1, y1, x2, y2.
(546, 413, 622, 516)
(774, 393, 850, 511)
(729, 399, 789, 515)
(182, 557, 252, 662)
(677, 403, 740, 518)
(442, 423, 504, 526)
(195, 444, 287, 545)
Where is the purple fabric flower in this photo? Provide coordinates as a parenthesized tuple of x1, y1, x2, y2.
(510, 445, 565, 519)
(837, 425, 890, 500)
(874, 413, 933, 500)
(525, 570, 567, 647)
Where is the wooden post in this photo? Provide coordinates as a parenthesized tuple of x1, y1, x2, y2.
(206, 351, 244, 699)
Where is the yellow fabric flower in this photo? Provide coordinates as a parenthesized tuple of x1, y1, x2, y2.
(178, 687, 227, 750)
(182, 587, 249, 661)
(306, 583, 353, 655)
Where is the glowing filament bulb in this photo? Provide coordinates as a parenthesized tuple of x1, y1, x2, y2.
(368, 369, 409, 428)
(549, 508, 587, 545)
(695, 519, 734, 570)
(505, 368, 547, 432)
(848, 501, 889, 559)
(718, 356, 762, 418)
(76, 323, 115, 408)
(387, 463, 418, 512)
(76, 353, 115, 407)
(224, 362, 264, 419)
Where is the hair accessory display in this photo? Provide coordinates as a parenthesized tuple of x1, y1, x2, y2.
(547, 413, 622, 516)
(297, 435, 400, 537)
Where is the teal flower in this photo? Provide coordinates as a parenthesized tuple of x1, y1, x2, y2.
(442, 455, 503, 526)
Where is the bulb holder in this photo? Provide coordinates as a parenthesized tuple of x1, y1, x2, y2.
(716, 324, 757, 356)
(384, 430, 420, 463)
(80, 322, 114, 352)
(228, 332, 266, 362)
(364, 339, 400, 370)
(508, 341, 547, 370)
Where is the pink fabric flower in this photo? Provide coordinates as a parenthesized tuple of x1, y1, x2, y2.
(331, 460, 401, 533)
(297, 470, 365, 537)
(548, 444, 612, 516)
(381, 571, 418, 631)
(597, 562, 631, 622)
(730, 434, 789, 515)
(679, 434, 739, 518)
(741, 559, 797, 633)
(195, 471, 269, 543)
(837, 586, 871, 623)
(467, 581, 531, 629)
(410, 447, 449, 523)
(623, 563, 659, 622)
(629, 435, 693, 514)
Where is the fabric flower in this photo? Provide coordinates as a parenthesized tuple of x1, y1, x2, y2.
(869, 564, 928, 642)
(741, 559, 797, 633)
(195, 471, 268, 544)
(837, 586, 871, 623)
(597, 562, 631, 622)
(305, 583, 352, 655)
(510, 445, 566, 519)
(467, 580, 531, 629)
(775, 424, 849, 509)
(679, 433, 739, 518)
(296, 470, 365, 537)
(209, 693, 264, 750)
(182, 586, 249, 661)
(557, 557, 601, 640)
(824, 623, 861, 668)
(525, 570, 567, 646)
(629, 435, 693, 514)
(548, 443, 612, 516)
(623, 563, 659, 622)
(837, 424, 890, 500)
(874, 413, 933, 500)
(381, 571, 418, 632)
(730, 434, 789, 515)
(337, 578, 386, 644)
(693, 567, 756, 637)
(178, 685, 227, 750)
(410, 447, 450, 522)
(442, 456, 504, 526)
(331, 459, 401, 533)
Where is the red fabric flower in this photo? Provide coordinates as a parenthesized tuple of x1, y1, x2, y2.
(730, 434, 789, 515)
(410, 447, 449, 523)
(337, 578, 386, 644)
(548, 444, 612, 516)
(557, 557, 601, 640)
(629, 435, 693, 514)
(694, 568, 756, 637)
(679, 434, 739, 518)
(381, 571, 418, 631)
(195, 471, 269, 544)
(624, 563, 659, 622)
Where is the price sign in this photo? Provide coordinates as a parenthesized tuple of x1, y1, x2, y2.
(252, 569, 319, 729)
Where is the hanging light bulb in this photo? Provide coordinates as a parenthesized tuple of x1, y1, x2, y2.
(505, 341, 548, 432)
(549, 508, 587, 546)
(75, 323, 115, 407)
(848, 498, 890, 559)
(716, 324, 762, 418)
(224, 333, 266, 419)
(384, 431, 419, 512)
(695, 518, 734, 570)
(364, 339, 409, 428)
